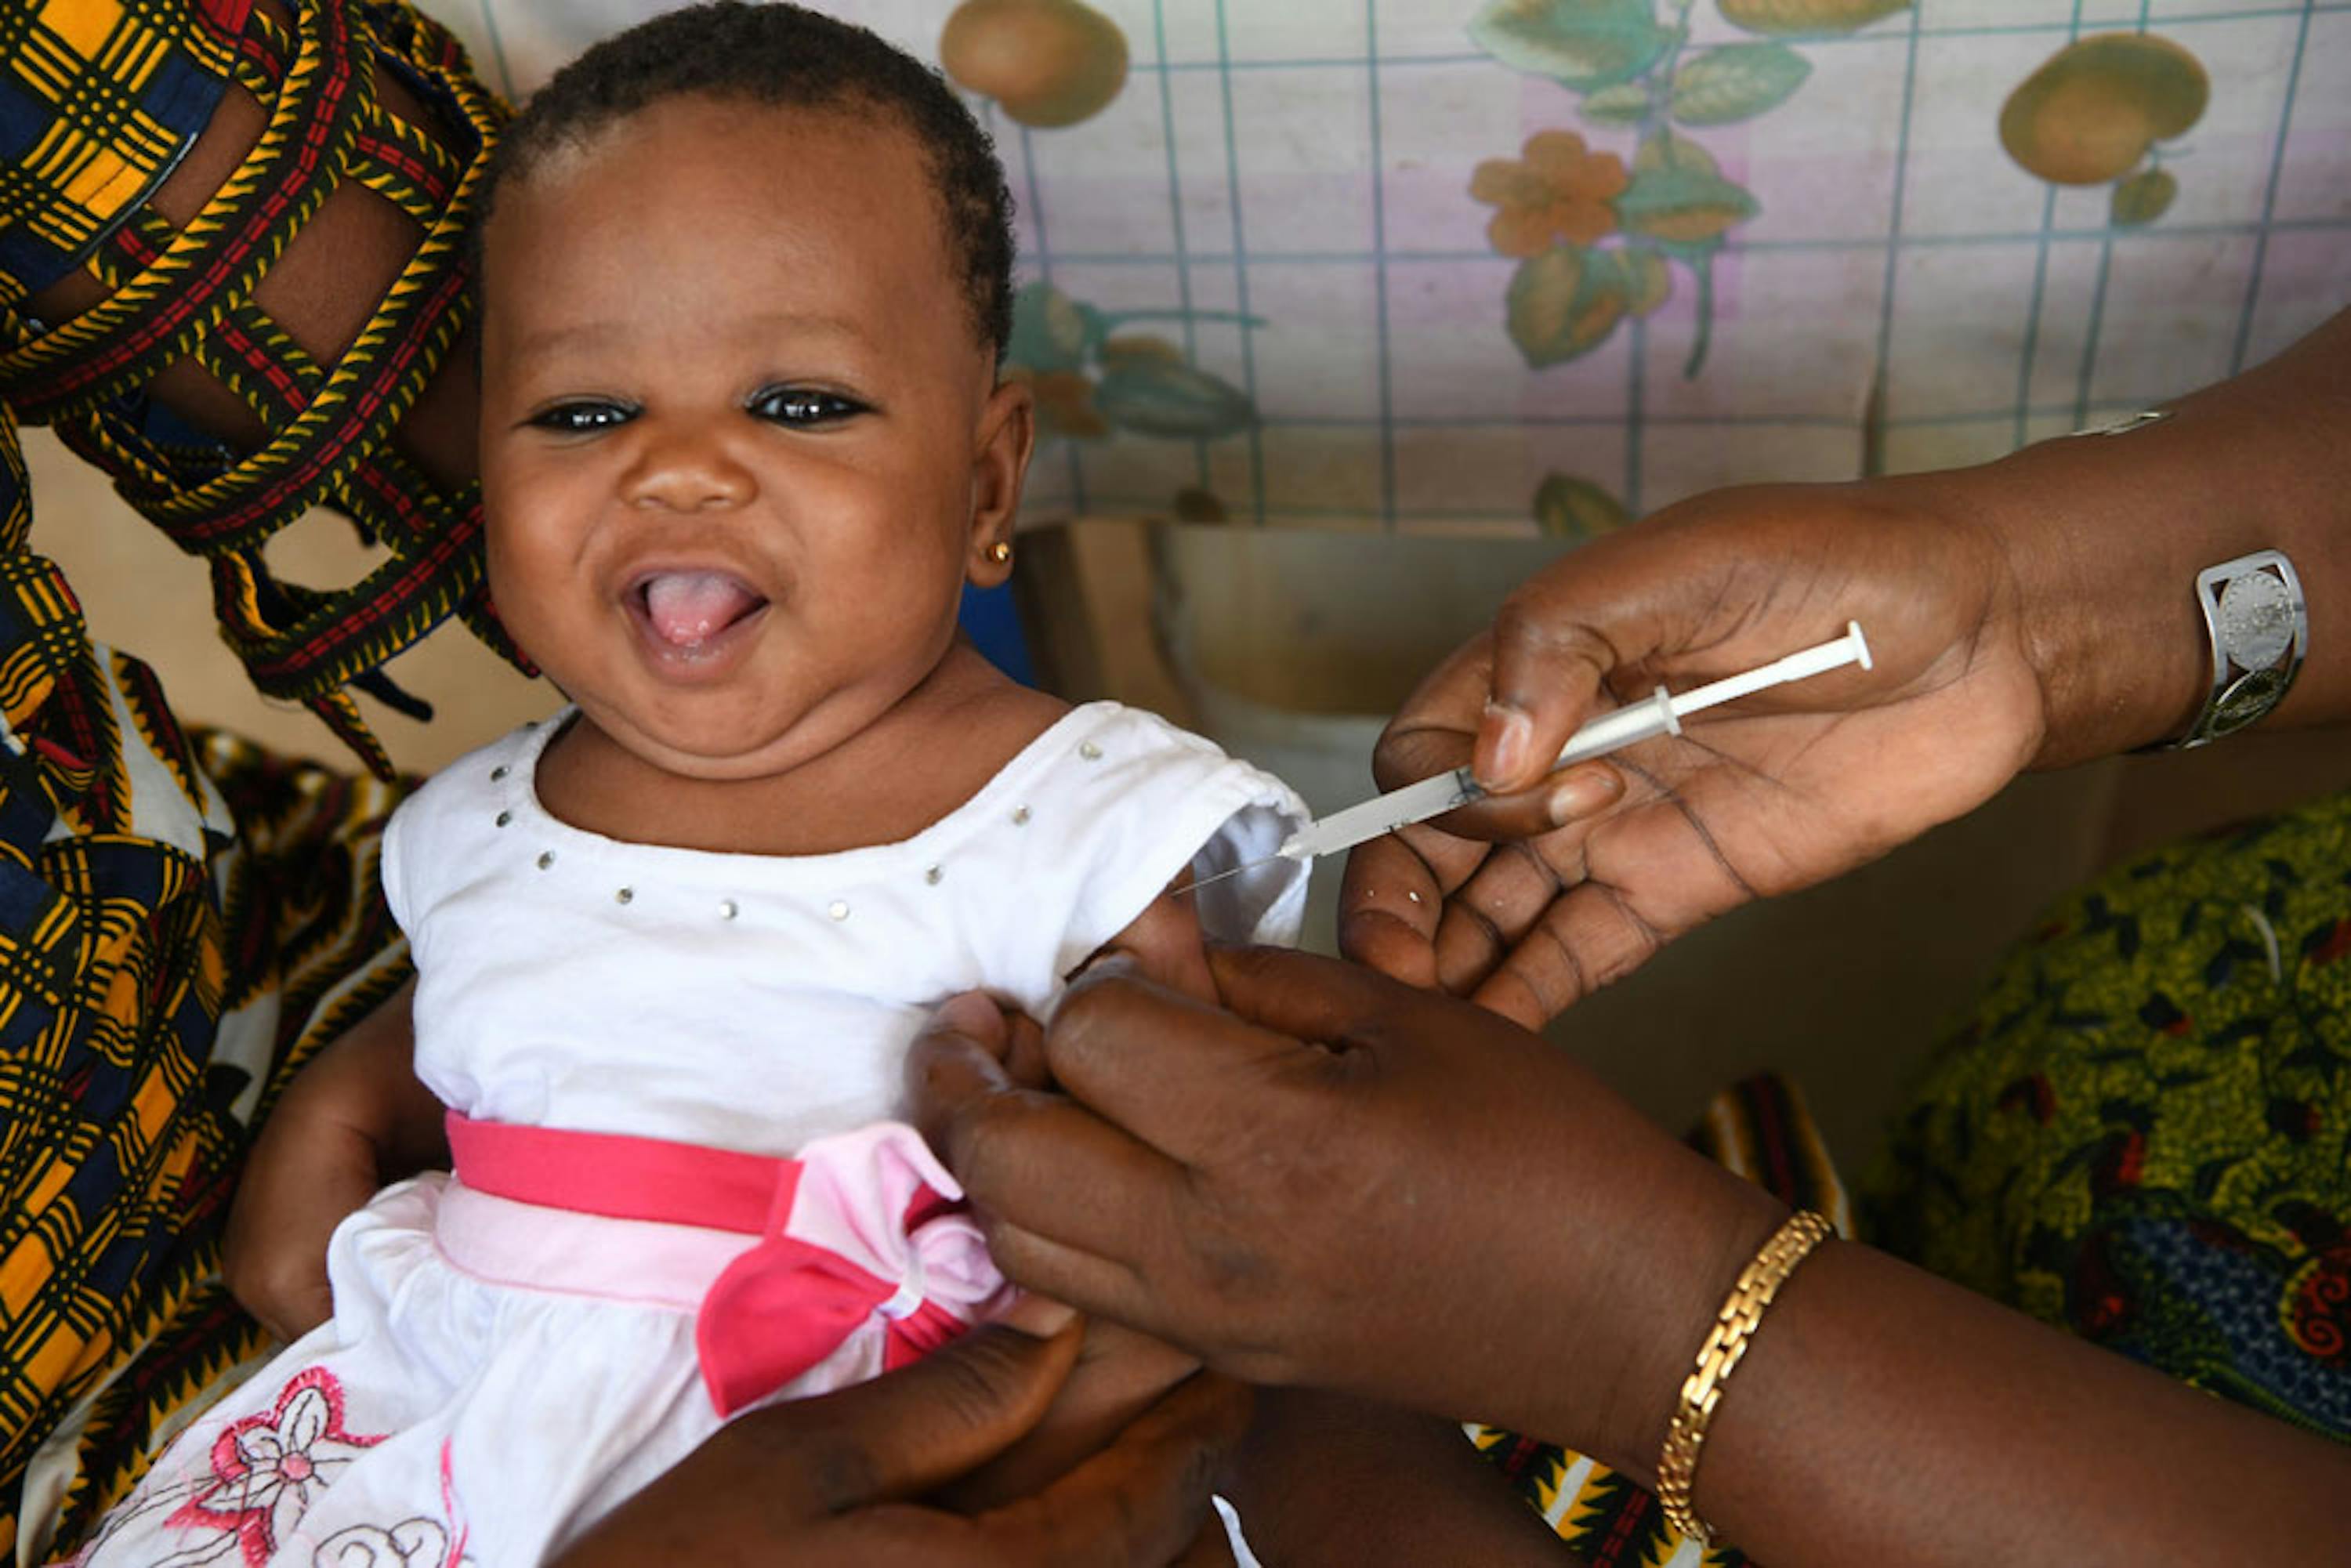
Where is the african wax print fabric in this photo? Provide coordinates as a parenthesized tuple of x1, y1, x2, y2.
(1869, 788, 2351, 1444)
(0, 2, 496, 1551)
(0, 400, 414, 1560)
(0, 0, 521, 778)
(0, 0, 244, 306)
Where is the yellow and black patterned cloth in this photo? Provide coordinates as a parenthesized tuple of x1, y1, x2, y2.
(1869, 790, 2351, 1444)
(0, 0, 517, 1554)
(0, 0, 245, 306)
(0, 400, 415, 1559)
(0, 0, 519, 781)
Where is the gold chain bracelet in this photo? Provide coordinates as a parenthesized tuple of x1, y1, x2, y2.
(1655, 1208, 1836, 1546)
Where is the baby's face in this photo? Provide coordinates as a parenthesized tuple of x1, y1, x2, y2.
(476, 96, 1022, 784)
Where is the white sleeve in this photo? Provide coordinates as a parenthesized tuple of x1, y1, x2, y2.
(1033, 706, 1311, 992)
(379, 790, 419, 937)
(377, 720, 542, 949)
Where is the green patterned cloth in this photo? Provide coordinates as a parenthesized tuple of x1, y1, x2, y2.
(1869, 787, 2351, 1442)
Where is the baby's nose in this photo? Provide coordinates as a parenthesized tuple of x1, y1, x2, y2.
(621, 427, 755, 511)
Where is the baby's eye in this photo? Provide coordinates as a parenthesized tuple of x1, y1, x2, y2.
(526, 401, 636, 434)
(749, 387, 864, 426)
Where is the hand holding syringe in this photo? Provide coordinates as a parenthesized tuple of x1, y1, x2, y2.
(1184, 622, 1873, 893)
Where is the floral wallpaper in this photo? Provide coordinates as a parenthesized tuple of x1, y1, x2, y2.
(423, 0, 2348, 535)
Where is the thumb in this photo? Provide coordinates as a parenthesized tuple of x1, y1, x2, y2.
(929, 990, 1013, 1060)
(1476, 579, 1619, 795)
(1204, 943, 1404, 1047)
(906, 992, 1022, 1151)
(768, 1320, 1087, 1509)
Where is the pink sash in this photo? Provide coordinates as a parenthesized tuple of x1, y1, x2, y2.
(445, 1112, 1007, 1416)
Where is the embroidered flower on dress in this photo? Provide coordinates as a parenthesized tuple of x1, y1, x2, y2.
(162, 1366, 388, 1566)
(1470, 132, 1629, 258)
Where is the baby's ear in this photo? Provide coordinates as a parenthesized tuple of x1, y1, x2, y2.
(965, 376, 1035, 585)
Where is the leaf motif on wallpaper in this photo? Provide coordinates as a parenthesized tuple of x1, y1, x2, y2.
(1715, 0, 1908, 36)
(1670, 42, 1810, 124)
(1623, 248, 1673, 316)
(2110, 166, 2178, 226)
(1473, 8, 1808, 382)
(1007, 281, 1096, 373)
(1578, 81, 1652, 124)
(1533, 472, 1633, 538)
(1021, 370, 1110, 440)
(1100, 335, 1186, 367)
(1469, 0, 1682, 91)
(1508, 245, 1656, 368)
(1006, 284, 1260, 443)
(1634, 127, 1720, 176)
(1092, 360, 1255, 440)
(1614, 139, 1759, 243)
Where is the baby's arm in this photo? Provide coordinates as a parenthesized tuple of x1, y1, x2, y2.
(223, 978, 445, 1341)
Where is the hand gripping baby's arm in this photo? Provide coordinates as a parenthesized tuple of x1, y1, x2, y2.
(223, 978, 445, 1342)
(945, 887, 1216, 1508)
(1031, 895, 1569, 1559)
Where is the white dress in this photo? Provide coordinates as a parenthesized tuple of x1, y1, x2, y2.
(70, 702, 1306, 1567)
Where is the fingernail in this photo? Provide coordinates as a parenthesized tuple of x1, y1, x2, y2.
(1478, 702, 1532, 789)
(999, 1294, 1080, 1339)
(1547, 765, 1623, 826)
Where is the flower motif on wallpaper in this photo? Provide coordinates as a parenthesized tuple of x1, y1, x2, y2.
(1468, 0, 1909, 375)
(1473, 131, 1629, 255)
(1005, 281, 1260, 444)
(1999, 33, 2208, 227)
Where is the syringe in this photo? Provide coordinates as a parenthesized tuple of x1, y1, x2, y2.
(1185, 621, 1872, 892)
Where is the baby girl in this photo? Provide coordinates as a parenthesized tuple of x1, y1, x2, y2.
(68, 6, 1555, 1563)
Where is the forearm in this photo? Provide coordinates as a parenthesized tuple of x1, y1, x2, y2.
(1226, 1390, 1574, 1566)
(1480, 1132, 2351, 1564)
(1654, 1224, 2351, 1565)
(288, 977, 443, 1172)
(1906, 309, 2351, 766)
(226, 978, 438, 1338)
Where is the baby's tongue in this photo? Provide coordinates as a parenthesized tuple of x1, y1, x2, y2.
(643, 571, 759, 646)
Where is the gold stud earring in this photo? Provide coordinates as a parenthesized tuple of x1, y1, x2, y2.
(987, 540, 1013, 565)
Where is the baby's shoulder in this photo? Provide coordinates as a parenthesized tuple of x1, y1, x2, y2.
(393, 715, 556, 831)
(980, 699, 1302, 849)
(380, 714, 562, 932)
(956, 701, 1310, 987)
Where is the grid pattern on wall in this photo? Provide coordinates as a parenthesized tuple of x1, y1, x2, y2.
(426, 0, 2351, 532)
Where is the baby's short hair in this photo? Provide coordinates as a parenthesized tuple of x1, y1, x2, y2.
(478, 1, 1015, 360)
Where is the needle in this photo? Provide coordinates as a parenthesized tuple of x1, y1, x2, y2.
(1174, 621, 1873, 898)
